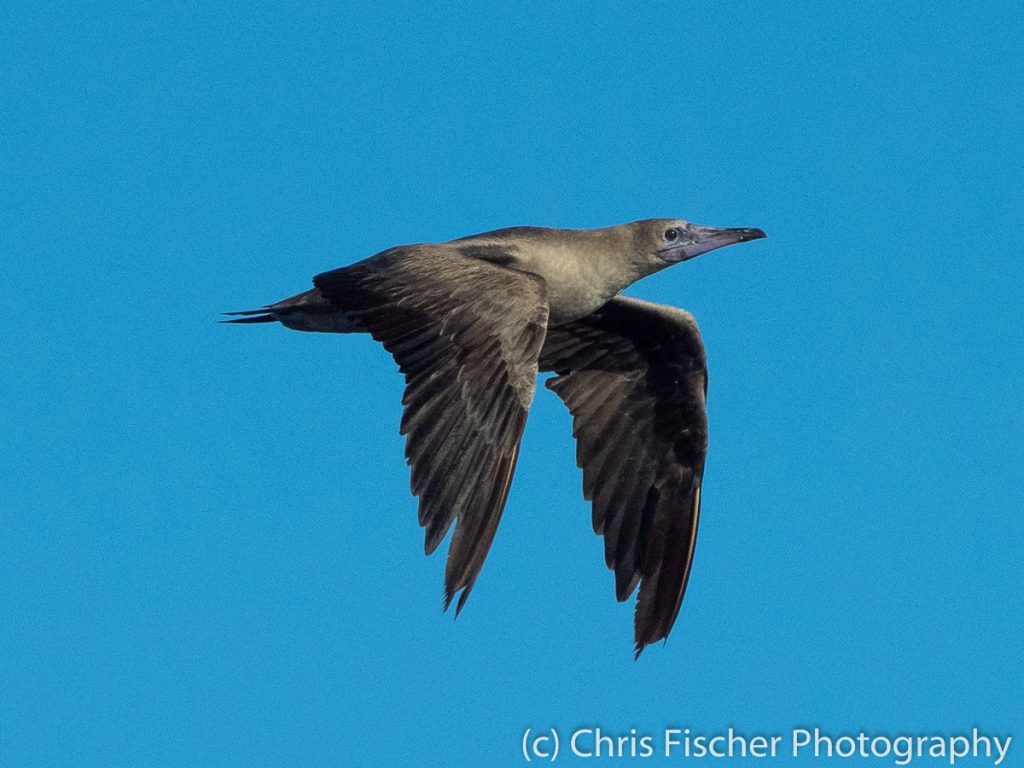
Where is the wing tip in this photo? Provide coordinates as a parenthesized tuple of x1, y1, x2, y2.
(442, 584, 473, 616)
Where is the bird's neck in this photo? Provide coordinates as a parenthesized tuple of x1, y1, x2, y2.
(522, 231, 646, 324)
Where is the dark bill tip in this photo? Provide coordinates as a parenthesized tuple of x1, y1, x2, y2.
(659, 224, 767, 262)
(737, 227, 767, 242)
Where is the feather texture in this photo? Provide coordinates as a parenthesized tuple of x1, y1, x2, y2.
(539, 296, 708, 656)
(313, 247, 549, 611)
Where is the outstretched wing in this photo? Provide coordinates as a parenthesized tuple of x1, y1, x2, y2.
(314, 247, 549, 612)
(539, 296, 708, 656)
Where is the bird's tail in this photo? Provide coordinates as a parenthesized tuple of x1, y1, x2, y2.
(221, 310, 277, 324)
(222, 288, 360, 333)
(222, 288, 323, 325)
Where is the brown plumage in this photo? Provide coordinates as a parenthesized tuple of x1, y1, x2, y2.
(226, 218, 765, 655)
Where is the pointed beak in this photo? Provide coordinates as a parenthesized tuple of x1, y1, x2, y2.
(659, 224, 767, 263)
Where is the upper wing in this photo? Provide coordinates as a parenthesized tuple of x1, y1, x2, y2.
(538, 296, 709, 656)
(314, 247, 549, 612)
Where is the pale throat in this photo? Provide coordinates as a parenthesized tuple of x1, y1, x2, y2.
(527, 242, 645, 325)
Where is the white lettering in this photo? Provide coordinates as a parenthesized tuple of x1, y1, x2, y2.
(994, 735, 1012, 766)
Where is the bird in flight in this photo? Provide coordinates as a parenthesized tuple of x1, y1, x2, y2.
(226, 218, 765, 655)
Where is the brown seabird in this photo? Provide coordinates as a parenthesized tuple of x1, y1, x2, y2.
(226, 218, 766, 655)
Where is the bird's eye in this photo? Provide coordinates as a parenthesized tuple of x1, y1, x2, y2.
(664, 228, 679, 242)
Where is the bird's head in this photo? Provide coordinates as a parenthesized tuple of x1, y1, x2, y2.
(628, 218, 766, 274)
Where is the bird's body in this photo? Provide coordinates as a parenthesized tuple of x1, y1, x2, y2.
(227, 218, 765, 655)
(454, 225, 645, 324)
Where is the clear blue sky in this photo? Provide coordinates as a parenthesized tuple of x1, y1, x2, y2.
(3, 1, 1022, 766)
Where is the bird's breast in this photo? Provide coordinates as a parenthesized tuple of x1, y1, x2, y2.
(458, 238, 637, 325)
(544, 282, 615, 325)
(523, 257, 632, 326)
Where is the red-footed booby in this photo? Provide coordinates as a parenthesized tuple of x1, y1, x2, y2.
(226, 218, 766, 656)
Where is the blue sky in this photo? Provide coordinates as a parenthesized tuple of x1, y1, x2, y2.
(2, 1, 1022, 766)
